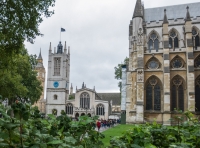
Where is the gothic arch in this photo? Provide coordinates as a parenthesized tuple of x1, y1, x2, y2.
(194, 54, 200, 68)
(195, 76, 200, 111)
(147, 30, 161, 41)
(96, 104, 105, 115)
(147, 30, 161, 52)
(192, 26, 200, 34)
(145, 56, 162, 70)
(145, 75, 163, 90)
(145, 75, 163, 111)
(66, 103, 73, 115)
(170, 75, 185, 111)
(80, 92, 90, 109)
(170, 55, 186, 69)
(168, 28, 181, 49)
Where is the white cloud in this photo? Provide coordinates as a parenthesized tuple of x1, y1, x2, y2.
(25, 0, 199, 95)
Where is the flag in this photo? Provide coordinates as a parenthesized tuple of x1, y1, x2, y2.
(61, 28, 65, 32)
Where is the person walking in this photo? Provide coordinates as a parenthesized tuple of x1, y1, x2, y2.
(96, 120, 101, 132)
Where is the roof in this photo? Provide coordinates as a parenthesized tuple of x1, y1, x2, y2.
(144, 2, 200, 23)
(97, 93, 121, 105)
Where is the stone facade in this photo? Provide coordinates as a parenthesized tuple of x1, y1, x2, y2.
(46, 41, 70, 116)
(126, 0, 200, 124)
(34, 50, 46, 113)
(66, 84, 121, 119)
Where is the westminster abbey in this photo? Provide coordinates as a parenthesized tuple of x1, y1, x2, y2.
(125, 0, 200, 124)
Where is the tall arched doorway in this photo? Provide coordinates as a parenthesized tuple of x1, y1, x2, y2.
(87, 113, 91, 117)
(81, 113, 85, 116)
(195, 76, 200, 111)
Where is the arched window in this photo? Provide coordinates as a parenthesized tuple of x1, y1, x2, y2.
(52, 109, 57, 115)
(195, 55, 200, 68)
(96, 104, 105, 115)
(54, 95, 58, 100)
(195, 77, 200, 111)
(171, 56, 184, 69)
(145, 77, 161, 111)
(80, 93, 90, 109)
(192, 28, 200, 50)
(66, 103, 73, 115)
(147, 57, 160, 70)
(171, 76, 184, 111)
(148, 32, 159, 52)
(169, 30, 179, 50)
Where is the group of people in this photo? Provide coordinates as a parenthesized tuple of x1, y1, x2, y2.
(96, 119, 120, 131)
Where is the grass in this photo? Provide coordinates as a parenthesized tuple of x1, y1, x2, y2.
(101, 124, 134, 147)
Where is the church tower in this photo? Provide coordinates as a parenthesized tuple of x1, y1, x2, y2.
(46, 41, 70, 116)
(34, 49, 46, 113)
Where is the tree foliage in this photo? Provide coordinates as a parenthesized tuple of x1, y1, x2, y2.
(109, 111, 200, 148)
(0, 46, 43, 105)
(0, 0, 55, 54)
(114, 57, 129, 91)
(0, 102, 104, 148)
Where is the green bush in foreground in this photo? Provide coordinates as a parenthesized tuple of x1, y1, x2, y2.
(109, 111, 200, 148)
(0, 101, 104, 148)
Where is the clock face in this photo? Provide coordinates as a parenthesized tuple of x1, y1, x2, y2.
(53, 81, 59, 88)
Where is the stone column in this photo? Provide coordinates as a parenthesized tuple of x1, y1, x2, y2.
(185, 20, 195, 111)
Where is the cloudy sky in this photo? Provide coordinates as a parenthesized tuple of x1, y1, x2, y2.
(25, 0, 199, 95)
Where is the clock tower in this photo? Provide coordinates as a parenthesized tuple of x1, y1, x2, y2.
(46, 41, 70, 116)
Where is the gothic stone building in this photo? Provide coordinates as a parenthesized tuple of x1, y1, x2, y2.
(34, 50, 46, 113)
(65, 83, 121, 119)
(46, 41, 70, 116)
(126, 0, 200, 124)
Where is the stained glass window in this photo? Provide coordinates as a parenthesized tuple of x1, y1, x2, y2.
(171, 76, 184, 111)
(192, 28, 200, 50)
(195, 56, 200, 68)
(80, 93, 90, 109)
(172, 59, 183, 68)
(66, 103, 73, 115)
(195, 85, 200, 111)
(169, 30, 179, 50)
(146, 84, 153, 110)
(96, 104, 104, 115)
(148, 32, 159, 52)
(146, 78, 161, 111)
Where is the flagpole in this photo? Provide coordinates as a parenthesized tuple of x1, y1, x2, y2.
(60, 28, 61, 41)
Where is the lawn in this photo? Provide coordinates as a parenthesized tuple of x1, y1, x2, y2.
(102, 124, 134, 147)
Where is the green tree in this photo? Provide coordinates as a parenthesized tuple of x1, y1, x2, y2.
(0, 46, 42, 105)
(0, 0, 55, 54)
(114, 57, 129, 92)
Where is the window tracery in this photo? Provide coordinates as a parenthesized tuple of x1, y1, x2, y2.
(171, 57, 184, 69)
(148, 32, 159, 52)
(96, 104, 104, 115)
(195, 55, 200, 68)
(192, 28, 200, 50)
(146, 77, 161, 111)
(80, 93, 90, 109)
(195, 77, 200, 111)
(54, 57, 61, 76)
(66, 103, 73, 115)
(169, 30, 179, 49)
(171, 76, 184, 111)
(147, 58, 160, 69)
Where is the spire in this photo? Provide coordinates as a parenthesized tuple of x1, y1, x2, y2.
(185, 6, 192, 21)
(49, 42, 52, 51)
(132, 0, 143, 19)
(38, 48, 42, 59)
(64, 41, 67, 54)
(70, 83, 73, 89)
(82, 82, 84, 88)
(163, 9, 169, 24)
(93, 86, 95, 91)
